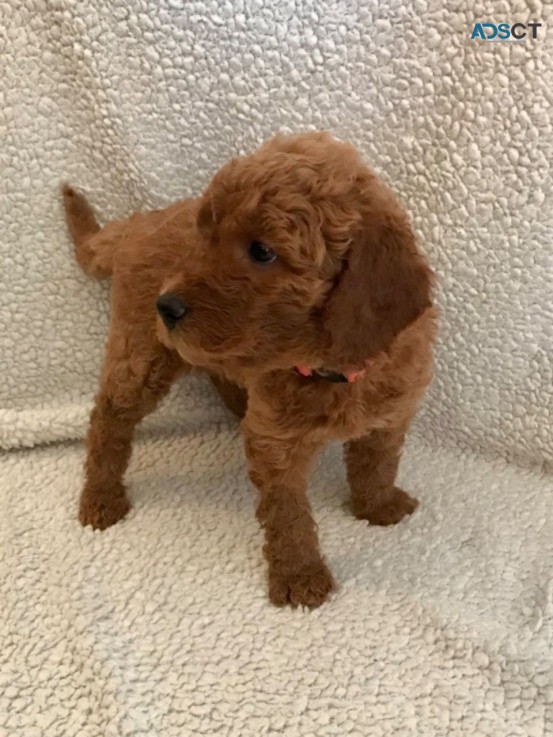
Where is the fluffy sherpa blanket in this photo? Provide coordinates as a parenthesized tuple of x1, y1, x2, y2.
(1, 1, 552, 735)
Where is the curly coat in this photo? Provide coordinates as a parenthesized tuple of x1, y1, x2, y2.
(62, 132, 436, 608)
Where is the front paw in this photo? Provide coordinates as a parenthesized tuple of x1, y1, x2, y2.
(356, 487, 418, 526)
(268, 561, 335, 609)
(79, 485, 130, 530)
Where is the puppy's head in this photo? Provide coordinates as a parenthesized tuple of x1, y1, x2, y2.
(157, 132, 432, 376)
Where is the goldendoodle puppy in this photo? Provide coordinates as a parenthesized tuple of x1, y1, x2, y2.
(62, 132, 436, 608)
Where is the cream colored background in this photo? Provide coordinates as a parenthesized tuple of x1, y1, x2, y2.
(1, 0, 551, 466)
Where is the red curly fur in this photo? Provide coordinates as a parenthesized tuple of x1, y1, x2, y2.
(62, 132, 436, 609)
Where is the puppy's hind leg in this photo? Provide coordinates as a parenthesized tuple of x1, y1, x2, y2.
(79, 312, 183, 530)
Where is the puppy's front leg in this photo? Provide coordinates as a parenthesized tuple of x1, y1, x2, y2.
(243, 421, 334, 608)
(345, 425, 418, 526)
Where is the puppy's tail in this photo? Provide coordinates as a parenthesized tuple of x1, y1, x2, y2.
(61, 184, 112, 279)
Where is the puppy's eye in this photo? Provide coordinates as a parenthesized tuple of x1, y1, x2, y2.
(248, 240, 277, 265)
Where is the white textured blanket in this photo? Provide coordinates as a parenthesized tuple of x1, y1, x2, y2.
(1, 1, 552, 734)
(2, 425, 553, 736)
(1, 0, 551, 464)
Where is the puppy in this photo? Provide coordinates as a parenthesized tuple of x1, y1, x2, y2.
(62, 132, 436, 608)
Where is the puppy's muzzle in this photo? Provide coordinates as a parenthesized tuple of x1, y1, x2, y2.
(156, 293, 188, 330)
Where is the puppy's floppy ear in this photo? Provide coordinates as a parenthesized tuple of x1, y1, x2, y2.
(197, 194, 216, 237)
(323, 204, 432, 367)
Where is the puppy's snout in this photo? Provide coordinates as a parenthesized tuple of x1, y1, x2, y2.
(156, 293, 188, 330)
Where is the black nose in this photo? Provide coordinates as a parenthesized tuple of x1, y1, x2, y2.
(156, 293, 188, 329)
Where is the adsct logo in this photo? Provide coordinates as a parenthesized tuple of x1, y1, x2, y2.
(470, 22, 542, 42)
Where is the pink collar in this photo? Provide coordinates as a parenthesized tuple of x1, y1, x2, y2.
(295, 366, 366, 383)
